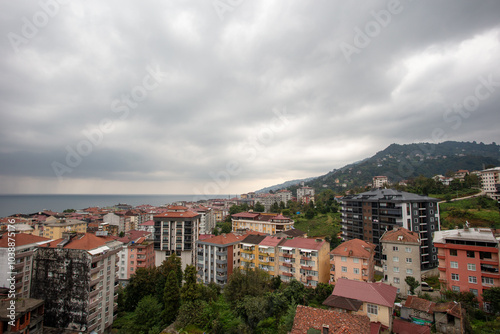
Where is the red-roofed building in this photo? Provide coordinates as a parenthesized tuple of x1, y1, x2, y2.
(327, 278, 397, 330)
(137, 220, 155, 234)
(291, 305, 371, 334)
(0, 233, 51, 299)
(330, 239, 376, 283)
(231, 212, 294, 234)
(114, 231, 155, 284)
(277, 237, 330, 287)
(153, 208, 200, 269)
(31, 233, 123, 333)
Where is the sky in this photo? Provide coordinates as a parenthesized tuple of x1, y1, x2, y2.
(1, 0, 500, 196)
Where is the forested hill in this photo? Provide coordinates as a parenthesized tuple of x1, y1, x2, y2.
(267, 141, 500, 194)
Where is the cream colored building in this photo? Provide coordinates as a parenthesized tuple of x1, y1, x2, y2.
(43, 219, 87, 239)
(480, 167, 500, 200)
(231, 212, 294, 234)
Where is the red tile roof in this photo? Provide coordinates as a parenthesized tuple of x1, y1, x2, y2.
(166, 205, 188, 210)
(380, 227, 419, 244)
(42, 233, 117, 251)
(115, 230, 151, 243)
(199, 232, 246, 245)
(291, 305, 370, 334)
(231, 212, 260, 219)
(259, 236, 286, 247)
(403, 296, 435, 314)
(139, 220, 154, 226)
(0, 233, 50, 248)
(331, 239, 376, 259)
(153, 211, 199, 218)
(392, 318, 430, 334)
(281, 237, 326, 251)
(332, 278, 397, 308)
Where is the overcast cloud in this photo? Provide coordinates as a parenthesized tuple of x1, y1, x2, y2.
(1, 0, 499, 195)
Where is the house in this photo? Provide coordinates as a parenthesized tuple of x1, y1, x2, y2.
(231, 212, 294, 234)
(31, 232, 122, 333)
(380, 227, 421, 295)
(434, 227, 500, 307)
(401, 295, 435, 325)
(323, 278, 397, 330)
(330, 239, 376, 283)
(291, 305, 370, 334)
(278, 237, 330, 287)
(392, 318, 430, 334)
(433, 301, 465, 334)
(340, 189, 440, 270)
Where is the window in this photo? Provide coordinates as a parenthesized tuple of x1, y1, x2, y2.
(452, 286, 460, 292)
(383, 265, 387, 272)
(450, 261, 458, 269)
(405, 247, 411, 253)
(406, 268, 413, 275)
(406, 258, 412, 264)
(341, 266, 347, 273)
(467, 251, 475, 258)
(470, 288, 478, 296)
(482, 277, 494, 285)
(451, 273, 459, 281)
(450, 249, 457, 256)
(367, 304, 378, 315)
(353, 268, 359, 274)
(393, 277, 400, 284)
(467, 263, 476, 271)
(393, 246, 399, 251)
(353, 258, 359, 263)
(468, 276, 477, 284)
(393, 267, 399, 273)
(393, 256, 399, 262)
(341, 256, 347, 262)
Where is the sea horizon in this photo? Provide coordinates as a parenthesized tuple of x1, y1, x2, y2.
(0, 194, 234, 218)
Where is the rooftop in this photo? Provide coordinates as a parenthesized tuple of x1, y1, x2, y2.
(291, 305, 370, 334)
(433, 228, 497, 244)
(259, 236, 286, 247)
(331, 278, 397, 308)
(153, 211, 200, 219)
(380, 227, 420, 244)
(341, 188, 439, 203)
(280, 237, 326, 251)
(198, 232, 247, 245)
(42, 233, 119, 251)
(0, 233, 51, 248)
(331, 239, 376, 258)
(403, 295, 435, 314)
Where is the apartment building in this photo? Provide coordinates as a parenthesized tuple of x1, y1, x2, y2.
(192, 206, 216, 235)
(31, 233, 122, 334)
(276, 189, 293, 204)
(0, 234, 51, 299)
(43, 219, 87, 239)
(341, 188, 440, 269)
(116, 230, 155, 285)
(434, 227, 500, 307)
(380, 227, 421, 295)
(480, 167, 500, 200)
(297, 186, 315, 204)
(278, 237, 330, 287)
(329, 238, 376, 283)
(372, 176, 388, 188)
(0, 297, 45, 334)
(153, 206, 200, 269)
(232, 212, 294, 234)
(240, 234, 267, 270)
(255, 236, 286, 275)
(196, 232, 247, 286)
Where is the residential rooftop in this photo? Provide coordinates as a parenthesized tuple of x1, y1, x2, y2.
(341, 188, 439, 203)
(433, 228, 498, 244)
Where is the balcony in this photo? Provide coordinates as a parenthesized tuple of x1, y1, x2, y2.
(282, 272, 293, 277)
(241, 248, 253, 254)
(241, 257, 253, 263)
(301, 265, 313, 271)
(282, 262, 292, 268)
(283, 253, 293, 259)
(301, 256, 312, 261)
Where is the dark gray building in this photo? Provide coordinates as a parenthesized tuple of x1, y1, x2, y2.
(340, 189, 440, 270)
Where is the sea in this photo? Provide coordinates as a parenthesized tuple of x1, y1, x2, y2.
(0, 194, 232, 218)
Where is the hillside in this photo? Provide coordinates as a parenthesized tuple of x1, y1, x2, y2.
(261, 141, 500, 194)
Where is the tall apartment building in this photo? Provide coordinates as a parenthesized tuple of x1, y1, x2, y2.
(276, 189, 292, 204)
(153, 206, 200, 269)
(330, 238, 376, 283)
(0, 234, 51, 299)
(31, 233, 122, 334)
(43, 219, 87, 239)
(380, 227, 421, 295)
(278, 237, 330, 287)
(297, 186, 315, 203)
(232, 212, 294, 234)
(196, 232, 256, 285)
(254, 236, 285, 275)
(434, 227, 500, 307)
(240, 234, 267, 270)
(341, 189, 440, 269)
(372, 176, 389, 188)
(480, 167, 500, 200)
(192, 206, 216, 235)
(116, 231, 155, 285)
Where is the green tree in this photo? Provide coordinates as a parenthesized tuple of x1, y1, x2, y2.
(405, 276, 420, 295)
(181, 265, 201, 303)
(305, 209, 315, 219)
(254, 202, 265, 212)
(163, 271, 180, 324)
(124, 267, 157, 311)
(132, 295, 163, 334)
(156, 253, 182, 303)
(483, 287, 500, 314)
(270, 202, 280, 213)
(220, 222, 232, 234)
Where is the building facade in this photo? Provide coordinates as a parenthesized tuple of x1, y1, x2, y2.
(329, 238, 376, 283)
(153, 206, 200, 269)
(42, 219, 87, 239)
(372, 176, 389, 188)
(31, 233, 122, 334)
(435, 227, 500, 307)
(278, 237, 330, 287)
(232, 212, 294, 234)
(0, 297, 45, 334)
(297, 186, 315, 203)
(380, 227, 421, 295)
(480, 167, 500, 201)
(341, 188, 440, 269)
(116, 231, 155, 284)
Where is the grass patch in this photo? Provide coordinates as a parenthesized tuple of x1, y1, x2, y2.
(439, 196, 500, 229)
(293, 213, 341, 238)
(424, 276, 440, 290)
